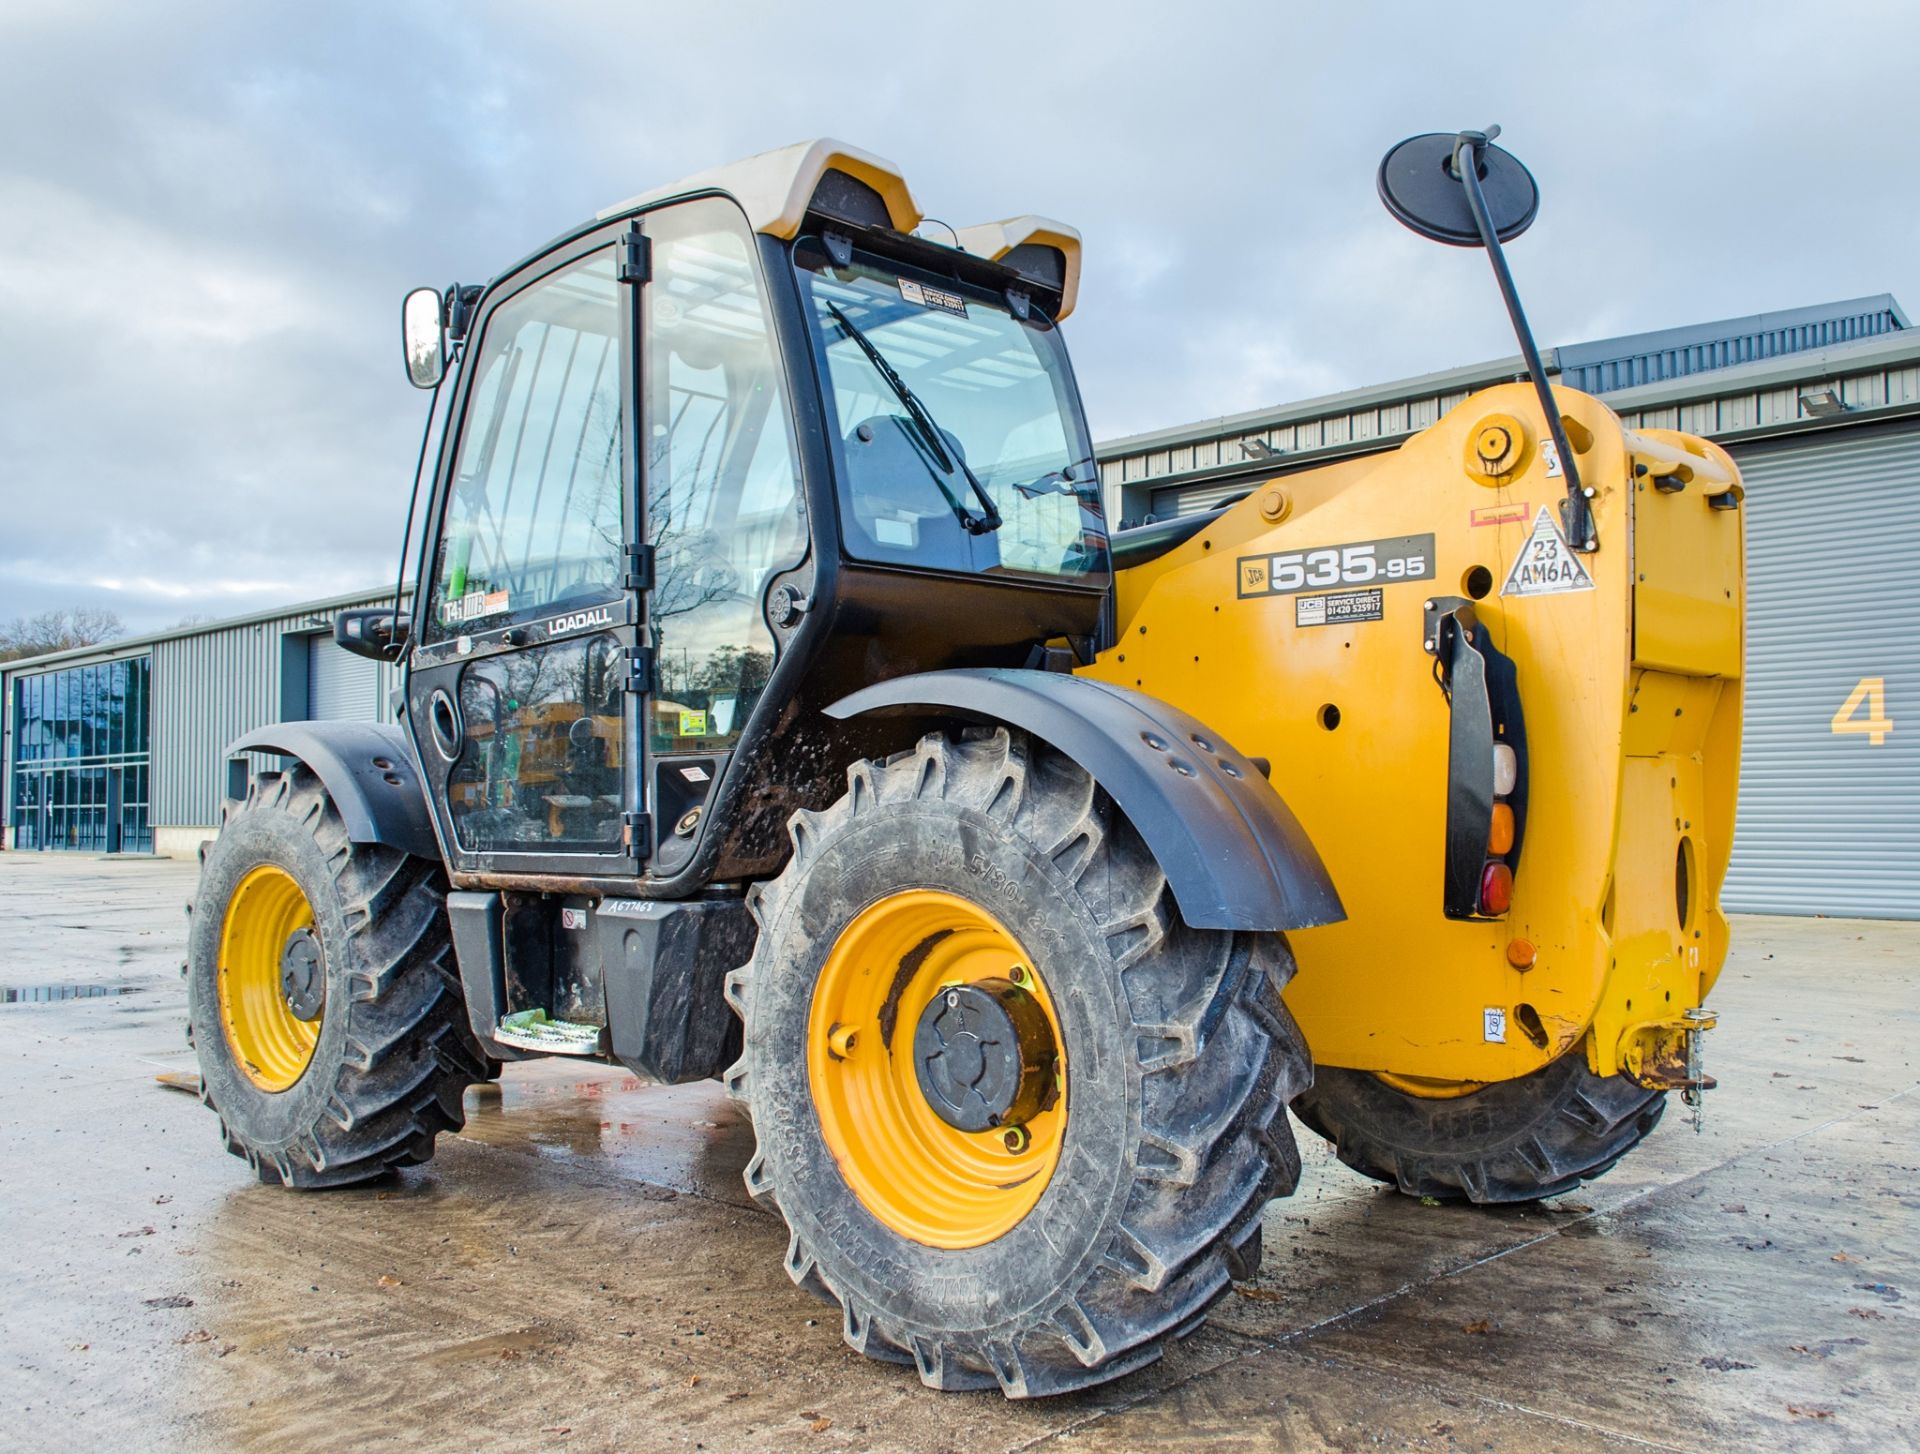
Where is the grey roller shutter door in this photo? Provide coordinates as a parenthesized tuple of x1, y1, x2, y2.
(1150, 478, 1261, 518)
(1721, 419, 1920, 919)
(307, 634, 380, 721)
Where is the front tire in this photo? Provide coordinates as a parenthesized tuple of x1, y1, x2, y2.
(187, 766, 488, 1187)
(1291, 1055, 1666, 1204)
(725, 729, 1312, 1397)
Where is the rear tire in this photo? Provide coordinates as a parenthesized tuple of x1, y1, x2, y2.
(725, 728, 1312, 1397)
(187, 766, 488, 1187)
(1291, 1054, 1665, 1204)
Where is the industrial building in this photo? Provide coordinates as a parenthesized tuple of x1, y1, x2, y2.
(1, 587, 404, 858)
(4, 296, 1914, 918)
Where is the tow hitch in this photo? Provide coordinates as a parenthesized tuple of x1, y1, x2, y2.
(1621, 1007, 1719, 1132)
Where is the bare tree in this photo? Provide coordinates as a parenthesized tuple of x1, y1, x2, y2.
(0, 607, 126, 663)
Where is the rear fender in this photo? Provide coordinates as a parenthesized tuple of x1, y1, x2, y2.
(826, 668, 1343, 933)
(225, 722, 439, 861)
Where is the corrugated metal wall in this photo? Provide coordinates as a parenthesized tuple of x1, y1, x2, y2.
(151, 596, 402, 828)
(1720, 421, 1920, 918)
(1100, 387, 1473, 500)
(1613, 357, 1920, 440)
(1559, 303, 1904, 394)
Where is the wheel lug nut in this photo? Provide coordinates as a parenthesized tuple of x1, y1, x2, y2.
(1001, 1126, 1029, 1153)
(945, 991, 959, 1009)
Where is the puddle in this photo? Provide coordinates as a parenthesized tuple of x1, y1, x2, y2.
(1, 983, 141, 1004)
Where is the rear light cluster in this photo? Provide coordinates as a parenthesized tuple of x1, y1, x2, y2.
(1477, 745, 1518, 914)
(1426, 597, 1527, 921)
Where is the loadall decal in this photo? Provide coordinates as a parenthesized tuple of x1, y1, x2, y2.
(550, 605, 615, 635)
(1501, 506, 1593, 597)
(1237, 533, 1435, 598)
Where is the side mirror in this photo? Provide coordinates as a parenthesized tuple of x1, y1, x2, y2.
(402, 286, 446, 389)
(1377, 130, 1538, 247)
(335, 607, 411, 661)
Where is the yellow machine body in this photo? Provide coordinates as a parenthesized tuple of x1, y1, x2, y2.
(1082, 383, 1744, 1087)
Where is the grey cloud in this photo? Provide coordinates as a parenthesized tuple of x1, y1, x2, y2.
(2, 1, 1916, 631)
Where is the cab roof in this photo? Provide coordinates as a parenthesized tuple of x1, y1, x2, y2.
(597, 137, 1082, 319)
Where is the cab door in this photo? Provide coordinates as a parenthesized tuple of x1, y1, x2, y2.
(635, 199, 809, 875)
(407, 238, 645, 876)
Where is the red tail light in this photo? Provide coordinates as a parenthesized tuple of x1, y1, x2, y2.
(1478, 861, 1514, 916)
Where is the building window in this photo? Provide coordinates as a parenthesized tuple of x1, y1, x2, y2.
(9, 656, 152, 852)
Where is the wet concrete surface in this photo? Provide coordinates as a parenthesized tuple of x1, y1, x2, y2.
(0, 850, 1913, 1453)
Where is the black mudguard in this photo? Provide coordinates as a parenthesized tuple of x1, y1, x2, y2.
(826, 668, 1344, 933)
(225, 721, 439, 861)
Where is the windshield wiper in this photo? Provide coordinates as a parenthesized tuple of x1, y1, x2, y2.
(826, 302, 1002, 535)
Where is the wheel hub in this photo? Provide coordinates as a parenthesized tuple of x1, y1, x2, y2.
(279, 928, 325, 1022)
(913, 977, 1055, 1133)
(215, 863, 323, 1093)
(807, 889, 1068, 1249)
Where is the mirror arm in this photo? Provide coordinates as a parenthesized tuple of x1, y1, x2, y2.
(392, 361, 452, 655)
(1452, 130, 1595, 553)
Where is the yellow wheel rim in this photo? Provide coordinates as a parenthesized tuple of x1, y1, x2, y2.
(1373, 1070, 1489, 1100)
(808, 890, 1065, 1249)
(217, 865, 322, 1092)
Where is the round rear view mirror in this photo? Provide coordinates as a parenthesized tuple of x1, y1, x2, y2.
(1377, 133, 1539, 247)
(402, 286, 447, 389)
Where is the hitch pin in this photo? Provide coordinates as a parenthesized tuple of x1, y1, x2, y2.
(1682, 1006, 1717, 1133)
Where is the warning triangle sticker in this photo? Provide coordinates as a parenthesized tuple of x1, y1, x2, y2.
(1500, 505, 1595, 597)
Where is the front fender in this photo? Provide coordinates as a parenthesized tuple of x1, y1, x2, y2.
(225, 721, 439, 861)
(826, 669, 1344, 933)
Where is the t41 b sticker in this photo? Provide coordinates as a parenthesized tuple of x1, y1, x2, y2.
(1501, 505, 1594, 597)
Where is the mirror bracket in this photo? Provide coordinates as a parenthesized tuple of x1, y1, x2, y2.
(1380, 127, 1594, 553)
(335, 608, 410, 662)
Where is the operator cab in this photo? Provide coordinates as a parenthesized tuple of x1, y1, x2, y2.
(377, 140, 1110, 892)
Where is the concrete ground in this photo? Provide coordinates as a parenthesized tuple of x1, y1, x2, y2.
(0, 853, 1913, 1454)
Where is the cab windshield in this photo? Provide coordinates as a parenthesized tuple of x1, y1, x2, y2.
(793, 237, 1109, 584)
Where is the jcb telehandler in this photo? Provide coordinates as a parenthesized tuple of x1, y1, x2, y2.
(187, 128, 1743, 1397)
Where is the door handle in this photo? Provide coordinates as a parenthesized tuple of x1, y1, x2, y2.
(427, 689, 462, 763)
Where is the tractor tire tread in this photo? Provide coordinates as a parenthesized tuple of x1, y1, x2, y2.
(1292, 1054, 1666, 1205)
(194, 765, 487, 1189)
(724, 728, 1311, 1397)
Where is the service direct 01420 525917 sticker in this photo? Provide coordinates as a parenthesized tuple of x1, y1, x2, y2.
(1237, 533, 1435, 604)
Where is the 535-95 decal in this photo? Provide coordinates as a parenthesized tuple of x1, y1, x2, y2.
(1237, 533, 1435, 598)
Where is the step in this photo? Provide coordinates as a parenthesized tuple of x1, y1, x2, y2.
(494, 1009, 605, 1056)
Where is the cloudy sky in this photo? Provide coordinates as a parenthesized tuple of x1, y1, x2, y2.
(4, 1, 1918, 634)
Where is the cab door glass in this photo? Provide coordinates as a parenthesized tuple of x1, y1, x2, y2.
(644, 200, 806, 755)
(446, 634, 624, 853)
(423, 250, 631, 856)
(426, 254, 625, 641)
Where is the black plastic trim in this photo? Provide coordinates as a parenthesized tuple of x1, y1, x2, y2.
(1111, 508, 1230, 570)
(225, 721, 438, 861)
(445, 890, 526, 1060)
